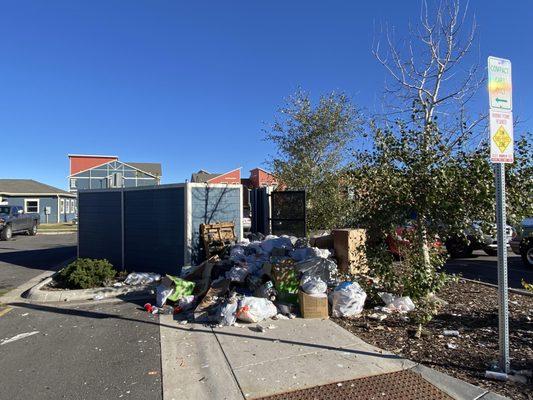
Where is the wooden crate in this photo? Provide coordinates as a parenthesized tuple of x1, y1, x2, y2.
(200, 222, 236, 258)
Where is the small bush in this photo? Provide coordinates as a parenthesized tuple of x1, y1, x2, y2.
(57, 258, 116, 289)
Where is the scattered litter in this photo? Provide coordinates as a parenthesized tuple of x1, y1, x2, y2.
(20, 313, 29, 317)
(368, 313, 387, 321)
(112, 282, 124, 288)
(1, 331, 40, 346)
(125, 272, 161, 286)
(93, 294, 104, 301)
(236, 297, 277, 323)
(485, 371, 508, 381)
(443, 330, 460, 337)
(250, 325, 266, 333)
(446, 343, 457, 349)
(508, 374, 528, 384)
(379, 293, 415, 313)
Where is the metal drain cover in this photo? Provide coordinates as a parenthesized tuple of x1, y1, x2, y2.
(257, 369, 453, 400)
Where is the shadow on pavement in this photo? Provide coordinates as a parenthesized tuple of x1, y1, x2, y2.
(0, 247, 77, 270)
(8, 301, 402, 361)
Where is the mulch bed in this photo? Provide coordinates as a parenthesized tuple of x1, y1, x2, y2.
(334, 280, 533, 400)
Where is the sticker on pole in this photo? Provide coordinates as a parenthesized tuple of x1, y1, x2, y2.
(488, 57, 512, 111)
(490, 110, 513, 163)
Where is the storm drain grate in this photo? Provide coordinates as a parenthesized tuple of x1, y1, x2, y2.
(257, 369, 453, 400)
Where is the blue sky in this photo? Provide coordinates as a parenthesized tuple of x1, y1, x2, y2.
(1, 1, 531, 189)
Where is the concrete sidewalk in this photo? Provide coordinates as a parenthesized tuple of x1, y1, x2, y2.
(159, 316, 508, 400)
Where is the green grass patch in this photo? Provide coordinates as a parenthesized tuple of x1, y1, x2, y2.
(39, 223, 77, 231)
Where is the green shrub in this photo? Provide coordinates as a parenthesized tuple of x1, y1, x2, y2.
(57, 258, 116, 289)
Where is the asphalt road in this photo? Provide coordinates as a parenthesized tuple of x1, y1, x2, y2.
(0, 300, 162, 400)
(0, 234, 163, 400)
(443, 250, 532, 289)
(0, 233, 77, 295)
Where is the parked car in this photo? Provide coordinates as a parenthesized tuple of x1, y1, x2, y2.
(445, 221, 515, 258)
(386, 225, 443, 259)
(0, 205, 40, 240)
(510, 218, 533, 267)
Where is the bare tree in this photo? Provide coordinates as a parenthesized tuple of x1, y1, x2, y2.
(371, 0, 485, 269)
(373, 0, 485, 149)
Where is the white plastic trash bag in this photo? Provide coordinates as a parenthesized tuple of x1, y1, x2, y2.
(236, 297, 278, 323)
(295, 257, 338, 283)
(331, 282, 367, 317)
(290, 247, 331, 262)
(124, 272, 161, 286)
(156, 285, 174, 307)
(220, 301, 239, 326)
(300, 275, 327, 295)
(379, 293, 415, 313)
(260, 236, 293, 254)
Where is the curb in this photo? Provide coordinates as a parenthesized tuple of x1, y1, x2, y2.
(0, 257, 76, 304)
(25, 278, 156, 303)
(37, 231, 77, 235)
(461, 277, 533, 297)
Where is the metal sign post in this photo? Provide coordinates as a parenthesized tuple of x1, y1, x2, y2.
(494, 163, 510, 373)
(488, 56, 513, 373)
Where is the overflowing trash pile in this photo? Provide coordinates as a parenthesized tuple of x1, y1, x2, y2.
(142, 232, 414, 325)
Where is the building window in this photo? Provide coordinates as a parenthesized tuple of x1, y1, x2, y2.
(71, 199, 75, 214)
(109, 172, 123, 188)
(60, 199, 65, 214)
(70, 178, 77, 189)
(24, 199, 39, 213)
(66, 199, 70, 214)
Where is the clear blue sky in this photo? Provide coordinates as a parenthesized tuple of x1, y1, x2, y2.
(1, 1, 531, 189)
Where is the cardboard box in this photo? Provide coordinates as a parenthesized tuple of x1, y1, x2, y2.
(298, 291, 329, 319)
(332, 229, 368, 274)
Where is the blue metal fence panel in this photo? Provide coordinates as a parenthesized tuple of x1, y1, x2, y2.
(124, 187, 185, 275)
(190, 185, 242, 264)
(78, 191, 123, 268)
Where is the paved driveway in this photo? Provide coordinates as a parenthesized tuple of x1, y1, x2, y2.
(444, 250, 532, 289)
(0, 233, 162, 400)
(0, 234, 77, 295)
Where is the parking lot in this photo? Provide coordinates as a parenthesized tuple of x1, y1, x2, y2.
(0, 233, 162, 400)
(444, 250, 532, 290)
(0, 233, 77, 296)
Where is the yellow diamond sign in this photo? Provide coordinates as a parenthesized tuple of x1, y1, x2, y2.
(493, 125, 511, 152)
(490, 110, 513, 163)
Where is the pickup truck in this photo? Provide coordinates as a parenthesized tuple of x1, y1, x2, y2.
(0, 205, 40, 240)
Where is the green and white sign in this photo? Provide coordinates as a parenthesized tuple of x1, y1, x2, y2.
(488, 56, 512, 111)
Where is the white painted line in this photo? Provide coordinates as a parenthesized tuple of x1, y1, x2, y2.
(1, 331, 40, 346)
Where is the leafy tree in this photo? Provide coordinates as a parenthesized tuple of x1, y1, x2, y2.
(265, 90, 363, 232)
(347, 0, 532, 300)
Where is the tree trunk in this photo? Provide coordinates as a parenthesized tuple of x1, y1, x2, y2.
(418, 216, 431, 272)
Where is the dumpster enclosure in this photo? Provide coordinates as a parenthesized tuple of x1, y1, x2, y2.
(77, 183, 243, 275)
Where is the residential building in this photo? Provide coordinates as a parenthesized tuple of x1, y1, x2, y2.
(248, 168, 278, 188)
(0, 179, 77, 223)
(190, 167, 278, 223)
(68, 154, 162, 193)
(190, 168, 241, 185)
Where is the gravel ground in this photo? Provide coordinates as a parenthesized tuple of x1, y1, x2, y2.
(334, 280, 533, 400)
